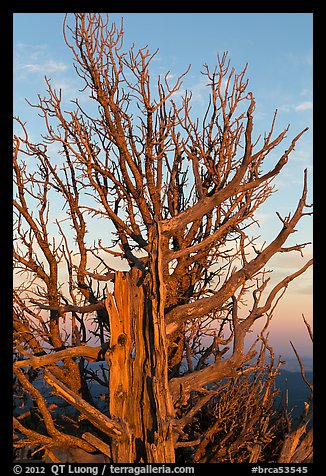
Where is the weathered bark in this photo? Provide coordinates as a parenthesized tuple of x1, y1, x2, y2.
(290, 428, 313, 463)
(278, 425, 312, 463)
(105, 225, 175, 463)
(278, 402, 313, 463)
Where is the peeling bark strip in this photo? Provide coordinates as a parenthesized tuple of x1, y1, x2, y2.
(105, 227, 175, 463)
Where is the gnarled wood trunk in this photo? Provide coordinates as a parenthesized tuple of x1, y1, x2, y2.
(105, 227, 175, 463)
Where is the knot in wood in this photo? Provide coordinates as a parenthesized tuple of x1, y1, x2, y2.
(115, 384, 126, 400)
(117, 333, 127, 346)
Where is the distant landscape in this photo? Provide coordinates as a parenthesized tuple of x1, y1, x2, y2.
(15, 356, 313, 421)
(273, 356, 313, 420)
(281, 356, 313, 373)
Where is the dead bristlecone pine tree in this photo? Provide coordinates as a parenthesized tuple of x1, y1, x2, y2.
(13, 13, 313, 464)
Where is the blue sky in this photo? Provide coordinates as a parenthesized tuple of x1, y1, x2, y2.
(13, 13, 313, 358)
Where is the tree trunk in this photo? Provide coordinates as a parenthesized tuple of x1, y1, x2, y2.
(105, 225, 175, 463)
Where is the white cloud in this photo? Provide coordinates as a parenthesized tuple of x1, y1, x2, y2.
(294, 101, 313, 112)
(286, 49, 313, 68)
(14, 42, 68, 79)
(21, 59, 67, 74)
(277, 101, 313, 114)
